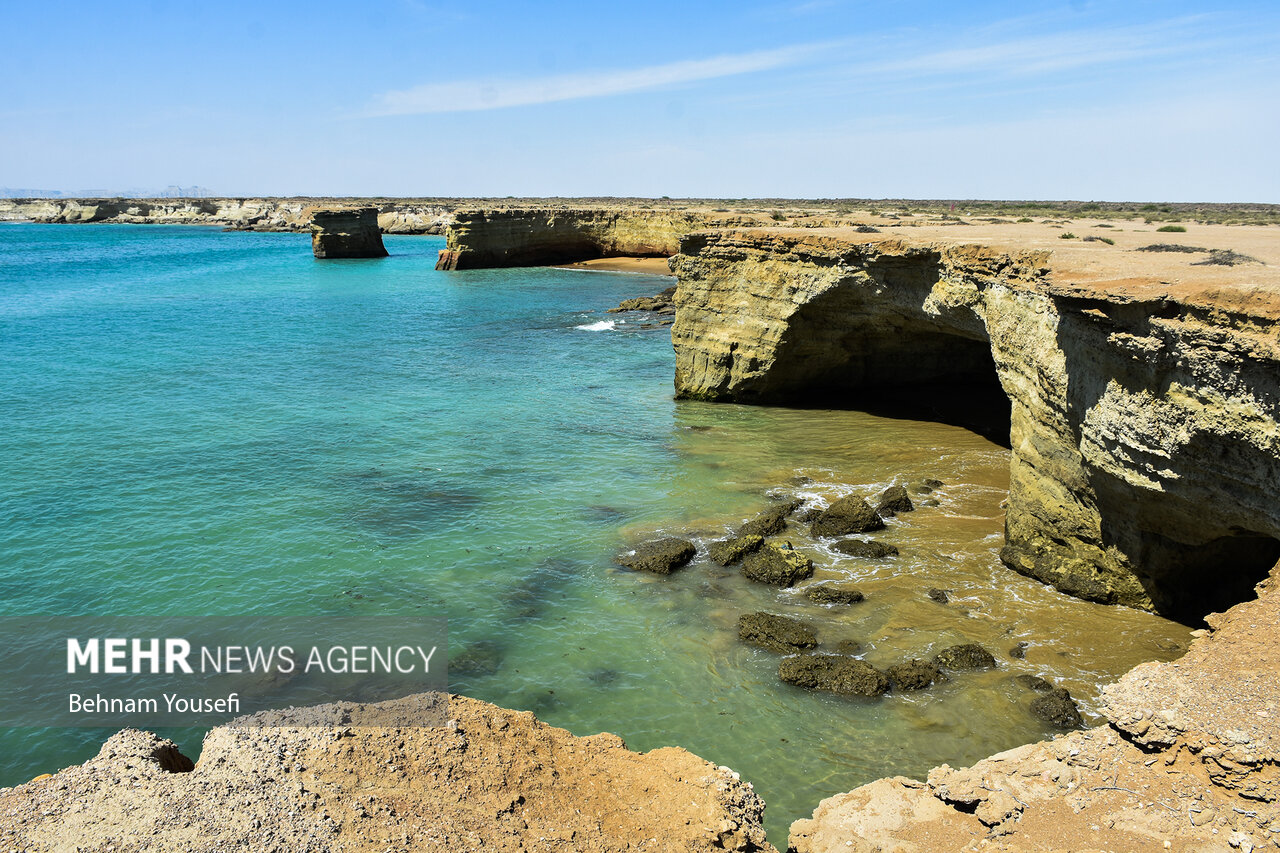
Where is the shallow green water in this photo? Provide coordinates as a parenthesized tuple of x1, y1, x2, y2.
(0, 224, 1189, 843)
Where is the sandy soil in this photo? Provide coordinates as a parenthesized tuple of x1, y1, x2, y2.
(761, 217, 1280, 316)
(556, 257, 675, 275)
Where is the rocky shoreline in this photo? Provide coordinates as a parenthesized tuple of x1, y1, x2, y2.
(7, 200, 1279, 850)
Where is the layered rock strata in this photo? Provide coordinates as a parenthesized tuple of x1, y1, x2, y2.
(311, 207, 388, 259)
(0, 694, 774, 852)
(0, 197, 454, 233)
(671, 229, 1280, 620)
(789, 571, 1280, 852)
(434, 207, 769, 270)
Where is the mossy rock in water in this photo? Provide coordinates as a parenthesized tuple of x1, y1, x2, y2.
(887, 659, 944, 691)
(833, 538, 898, 559)
(737, 499, 802, 538)
(810, 495, 885, 538)
(1031, 688, 1083, 728)
(450, 641, 504, 676)
(779, 654, 889, 697)
(707, 534, 764, 566)
(615, 537, 696, 574)
(914, 478, 944, 494)
(1014, 673, 1053, 692)
(742, 544, 813, 587)
(806, 584, 865, 604)
(875, 485, 914, 517)
(933, 643, 996, 670)
(737, 612, 818, 653)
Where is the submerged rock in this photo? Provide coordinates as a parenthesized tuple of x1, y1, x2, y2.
(832, 640, 863, 655)
(1030, 688, 1083, 728)
(833, 539, 898, 558)
(875, 485, 915, 517)
(737, 499, 802, 538)
(742, 544, 813, 587)
(810, 495, 885, 538)
(887, 660, 944, 691)
(806, 584, 865, 605)
(738, 612, 818, 653)
(615, 537, 696, 574)
(927, 588, 951, 604)
(311, 207, 388, 259)
(914, 478, 944, 494)
(1010, 641, 1029, 660)
(1014, 674, 1053, 692)
(779, 654, 890, 697)
(451, 641, 504, 677)
(933, 643, 996, 671)
(795, 507, 822, 523)
(708, 534, 764, 566)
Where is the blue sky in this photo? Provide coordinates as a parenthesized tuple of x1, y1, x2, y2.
(2, 0, 1277, 200)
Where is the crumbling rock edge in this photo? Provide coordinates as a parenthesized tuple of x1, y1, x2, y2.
(788, 570, 1280, 852)
(0, 693, 775, 853)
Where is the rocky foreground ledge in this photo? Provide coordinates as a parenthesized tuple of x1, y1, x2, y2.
(790, 568, 1280, 852)
(0, 694, 773, 852)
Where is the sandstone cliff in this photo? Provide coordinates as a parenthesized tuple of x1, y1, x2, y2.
(0, 694, 774, 852)
(435, 207, 770, 270)
(311, 207, 388, 259)
(789, 568, 1280, 852)
(671, 227, 1280, 621)
(0, 198, 454, 234)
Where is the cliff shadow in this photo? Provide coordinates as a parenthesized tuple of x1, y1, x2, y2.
(751, 274, 1012, 447)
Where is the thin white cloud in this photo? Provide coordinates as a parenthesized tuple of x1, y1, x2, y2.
(365, 42, 833, 116)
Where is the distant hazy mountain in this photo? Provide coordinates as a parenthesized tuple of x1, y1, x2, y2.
(0, 186, 213, 199)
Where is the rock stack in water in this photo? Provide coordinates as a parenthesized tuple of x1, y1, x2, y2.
(311, 207, 388, 259)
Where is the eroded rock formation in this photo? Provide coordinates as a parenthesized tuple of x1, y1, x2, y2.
(0, 694, 774, 852)
(788, 571, 1280, 852)
(0, 197, 455, 233)
(311, 207, 388, 259)
(671, 229, 1280, 621)
(434, 207, 769, 270)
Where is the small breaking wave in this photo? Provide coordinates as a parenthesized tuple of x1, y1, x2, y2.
(575, 320, 616, 331)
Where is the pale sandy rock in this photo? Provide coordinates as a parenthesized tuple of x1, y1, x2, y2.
(0, 694, 775, 852)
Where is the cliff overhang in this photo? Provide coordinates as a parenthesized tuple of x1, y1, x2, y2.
(671, 228, 1280, 623)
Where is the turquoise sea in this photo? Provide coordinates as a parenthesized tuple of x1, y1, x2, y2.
(0, 224, 1188, 842)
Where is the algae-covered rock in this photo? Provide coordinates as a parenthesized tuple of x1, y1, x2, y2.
(779, 654, 889, 697)
(810, 496, 885, 538)
(1014, 673, 1053, 692)
(707, 534, 764, 566)
(875, 485, 914, 517)
(742, 544, 813, 587)
(933, 643, 996, 670)
(833, 539, 899, 558)
(806, 584, 865, 604)
(887, 660, 944, 691)
(615, 537, 696, 574)
(1031, 687, 1083, 728)
(737, 499, 802, 538)
(737, 612, 818, 653)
